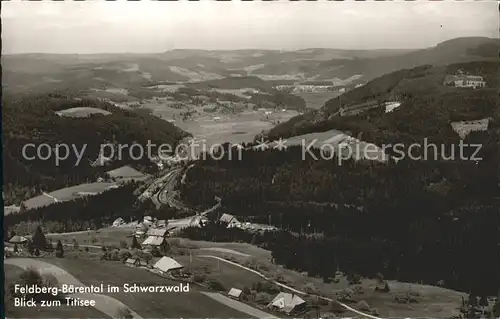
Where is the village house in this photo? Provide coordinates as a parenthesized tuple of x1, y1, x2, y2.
(141, 235, 169, 251)
(146, 228, 168, 238)
(153, 256, 183, 275)
(219, 213, 239, 225)
(268, 292, 307, 315)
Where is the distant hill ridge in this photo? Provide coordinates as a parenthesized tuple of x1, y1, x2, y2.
(265, 60, 500, 145)
(3, 37, 498, 94)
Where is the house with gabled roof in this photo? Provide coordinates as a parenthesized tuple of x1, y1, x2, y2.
(228, 288, 243, 300)
(124, 258, 148, 268)
(268, 292, 306, 314)
(153, 256, 183, 274)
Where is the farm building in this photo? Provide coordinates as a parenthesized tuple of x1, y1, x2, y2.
(124, 258, 148, 268)
(228, 288, 243, 300)
(220, 213, 239, 225)
(153, 256, 183, 274)
(9, 235, 29, 245)
(450, 118, 490, 139)
(268, 292, 306, 314)
(142, 236, 168, 248)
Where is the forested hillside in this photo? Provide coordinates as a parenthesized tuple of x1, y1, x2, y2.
(266, 61, 500, 142)
(3, 93, 189, 204)
(179, 133, 499, 295)
(178, 60, 500, 296)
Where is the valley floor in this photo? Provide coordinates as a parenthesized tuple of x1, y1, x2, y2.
(43, 227, 466, 318)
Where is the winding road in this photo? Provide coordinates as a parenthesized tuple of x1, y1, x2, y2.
(5, 258, 143, 319)
(198, 255, 383, 319)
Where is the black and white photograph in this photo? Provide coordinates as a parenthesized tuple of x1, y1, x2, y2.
(2, 1, 499, 318)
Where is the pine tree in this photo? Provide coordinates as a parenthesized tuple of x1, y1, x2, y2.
(27, 240, 34, 255)
(468, 293, 478, 307)
(479, 295, 488, 308)
(493, 300, 500, 317)
(32, 226, 47, 250)
(56, 240, 64, 258)
(131, 236, 141, 249)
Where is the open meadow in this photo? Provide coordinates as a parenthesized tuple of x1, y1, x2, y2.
(41, 257, 248, 318)
(45, 227, 467, 318)
(5, 264, 110, 319)
(175, 110, 300, 147)
(22, 182, 119, 211)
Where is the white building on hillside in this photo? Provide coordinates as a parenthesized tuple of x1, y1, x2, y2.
(444, 75, 486, 89)
(268, 292, 306, 314)
(153, 256, 183, 274)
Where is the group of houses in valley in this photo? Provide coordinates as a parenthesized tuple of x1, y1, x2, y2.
(219, 213, 278, 232)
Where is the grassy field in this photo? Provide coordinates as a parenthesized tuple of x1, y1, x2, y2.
(196, 248, 466, 318)
(55, 107, 112, 118)
(22, 182, 119, 210)
(46, 228, 132, 247)
(45, 228, 466, 318)
(294, 92, 342, 109)
(5, 264, 110, 319)
(106, 165, 148, 180)
(176, 110, 299, 148)
(175, 254, 265, 292)
(45, 258, 248, 318)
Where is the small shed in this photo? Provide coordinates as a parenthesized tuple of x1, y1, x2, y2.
(124, 258, 147, 267)
(228, 288, 243, 300)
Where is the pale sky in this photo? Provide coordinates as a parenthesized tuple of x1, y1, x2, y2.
(2, 1, 497, 54)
